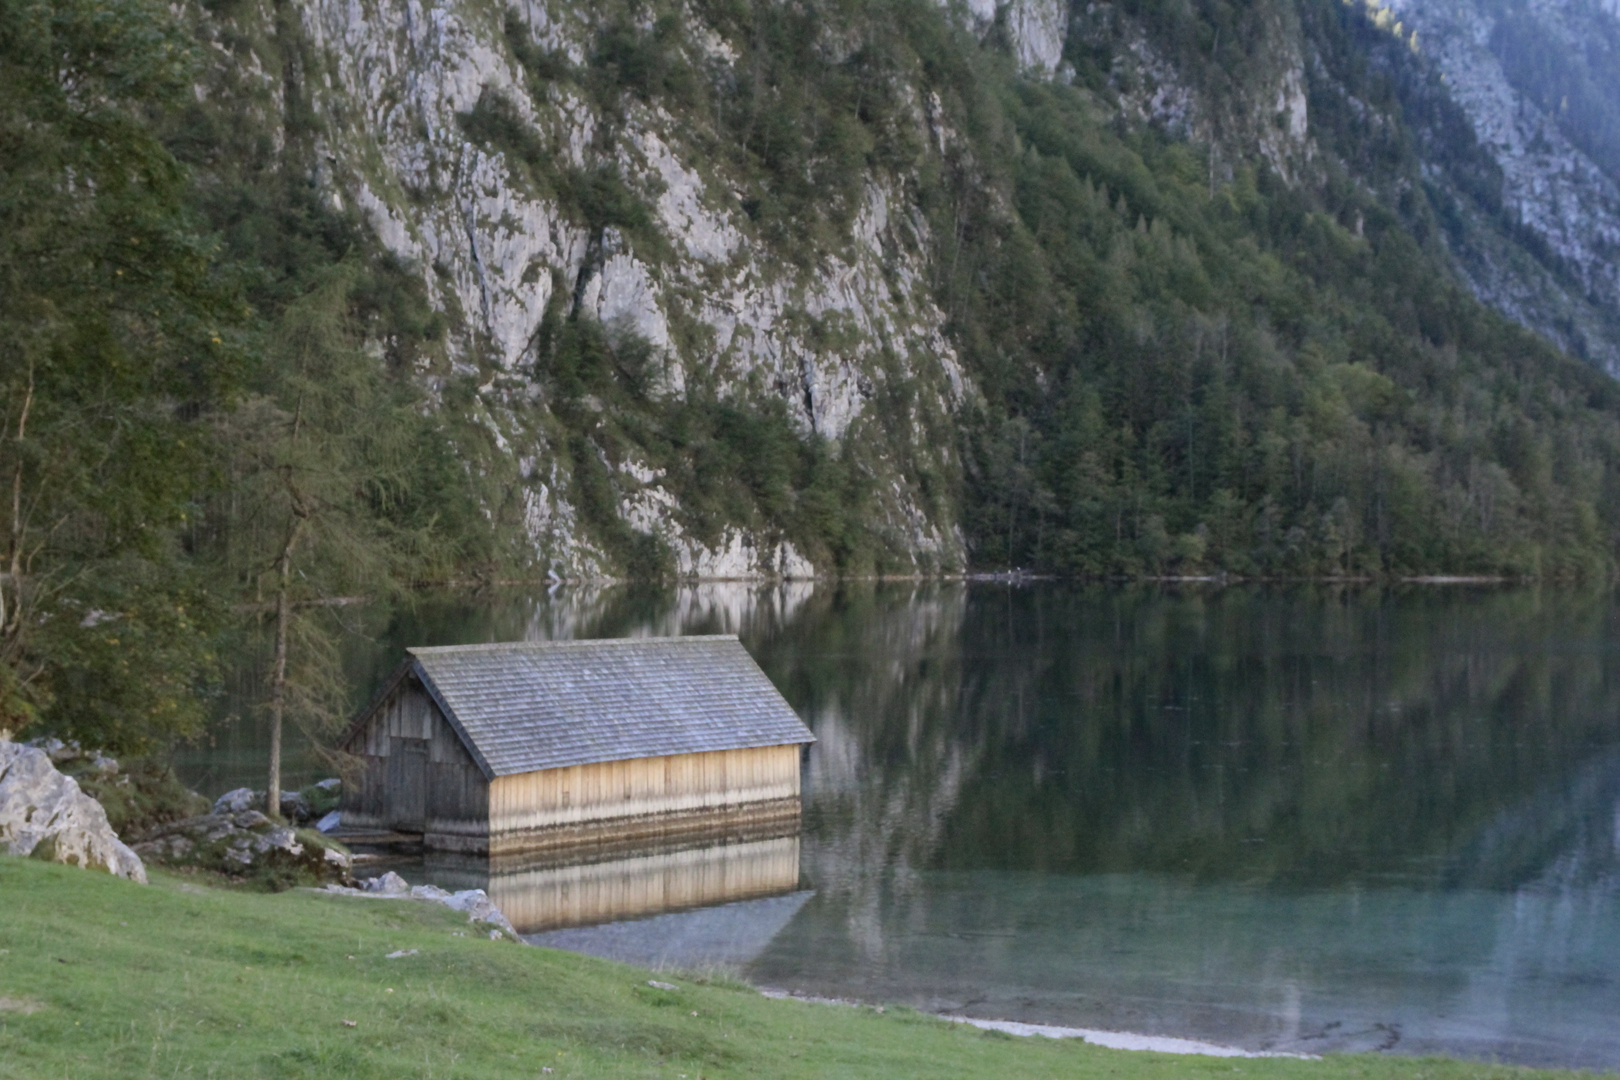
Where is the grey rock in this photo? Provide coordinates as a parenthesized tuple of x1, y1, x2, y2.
(443, 889, 517, 936)
(278, 791, 311, 822)
(329, 876, 515, 934)
(0, 741, 146, 883)
(648, 980, 679, 991)
(385, 948, 419, 959)
(322, 846, 351, 869)
(315, 810, 341, 833)
(24, 737, 91, 765)
(233, 810, 271, 829)
(213, 787, 316, 823)
(364, 871, 410, 894)
(89, 753, 119, 776)
(213, 788, 258, 815)
(263, 827, 303, 855)
(313, 778, 341, 792)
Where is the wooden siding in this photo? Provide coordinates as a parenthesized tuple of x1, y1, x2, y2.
(488, 744, 800, 840)
(340, 680, 488, 837)
(343, 680, 804, 856)
(486, 835, 801, 933)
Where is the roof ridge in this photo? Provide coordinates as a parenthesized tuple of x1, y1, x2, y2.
(408, 634, 740, 655)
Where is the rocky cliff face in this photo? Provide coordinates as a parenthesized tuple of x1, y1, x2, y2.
(193, 0, 1081, 579)
(1388, 0, 1620, 374)
(185, 0, 1620, 578)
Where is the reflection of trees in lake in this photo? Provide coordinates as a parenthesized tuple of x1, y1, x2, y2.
(929, 586, 1620, 888)
(207, 581, 1620, 898)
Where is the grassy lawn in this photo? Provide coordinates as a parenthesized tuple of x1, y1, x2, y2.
(0, 858, 1594, 1080)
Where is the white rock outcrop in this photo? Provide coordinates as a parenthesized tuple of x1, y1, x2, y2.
(0, 741, 147, 883)
(1007, 0, 1070, 74)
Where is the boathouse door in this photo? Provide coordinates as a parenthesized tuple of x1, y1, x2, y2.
(390, 737, 429, 832)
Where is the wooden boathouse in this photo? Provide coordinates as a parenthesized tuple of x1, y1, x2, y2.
(338, 636, 815, 855)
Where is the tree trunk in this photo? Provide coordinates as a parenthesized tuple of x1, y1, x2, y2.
(2, 363, 35, 642)
(266, 517, 300, 820)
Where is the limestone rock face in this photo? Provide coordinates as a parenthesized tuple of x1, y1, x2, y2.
(1389, 0, 1620, 374)
(0, 742, 147, 883)
(187, 0, 971, 580)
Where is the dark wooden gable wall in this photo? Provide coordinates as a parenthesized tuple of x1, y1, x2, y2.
(341, 673, 489, 840)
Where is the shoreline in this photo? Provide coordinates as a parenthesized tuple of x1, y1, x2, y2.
(6, 860, 1608, 1078)
(754, 988, 1316, 1060)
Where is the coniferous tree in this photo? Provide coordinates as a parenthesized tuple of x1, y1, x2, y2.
(211, 264, 428, 815)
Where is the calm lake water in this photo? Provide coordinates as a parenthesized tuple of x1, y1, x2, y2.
(178, 583, 1620, 1069)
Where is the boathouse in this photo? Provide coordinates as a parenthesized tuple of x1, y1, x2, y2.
(338, 636, 815, 855)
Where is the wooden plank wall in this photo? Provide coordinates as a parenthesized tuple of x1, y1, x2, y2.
(488, 744, 801, 839)
(487, 835, 801, 933)
(340, 680, 488, 839)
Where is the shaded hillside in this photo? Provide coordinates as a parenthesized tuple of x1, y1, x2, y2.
(163, 0, 1620, 578)
(10, 0, 1620, 747)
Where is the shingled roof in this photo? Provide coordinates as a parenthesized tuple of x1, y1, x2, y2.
(385, 636, 814, 779)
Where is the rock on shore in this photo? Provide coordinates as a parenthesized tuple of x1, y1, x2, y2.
(324, 871, 517, 938)
(133, 808, 353, 886)
(0, 741, 146, 882)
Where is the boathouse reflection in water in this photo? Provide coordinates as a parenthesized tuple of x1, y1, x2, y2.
(407, 822, 806, 937)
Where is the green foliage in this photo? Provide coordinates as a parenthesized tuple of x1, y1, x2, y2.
(0, 0, 239, 750)
(67, 758, 211, 837)
(909, 0, 1620, 577)
(531, 306, 884, 576)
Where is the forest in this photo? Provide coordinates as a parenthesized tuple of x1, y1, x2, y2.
(5, 0, 1620, 753)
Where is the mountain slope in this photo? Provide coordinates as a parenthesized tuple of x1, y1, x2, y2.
(1389, 0, 1620, 374)
(167, 0, 1620, 577)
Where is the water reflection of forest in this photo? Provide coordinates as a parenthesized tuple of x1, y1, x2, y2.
(353, 582, 1620, 896)
(332, 582, 1620, 1067)
(200, 582, 1620, 903)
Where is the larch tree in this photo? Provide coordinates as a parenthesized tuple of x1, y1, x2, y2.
(212, 263, 428, 817)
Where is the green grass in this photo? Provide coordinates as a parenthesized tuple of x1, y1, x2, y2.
(0, 858, 1596, 1080)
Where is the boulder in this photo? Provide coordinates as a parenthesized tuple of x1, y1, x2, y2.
(213, 788, 258, 815)
(363, 870, 410, 895)
(441, 889, 518, 937)
(278, 790, 311, 822)
(0, 741, 146, 883)
(28, 737, 80, 764)
(211, 785, 333, 825)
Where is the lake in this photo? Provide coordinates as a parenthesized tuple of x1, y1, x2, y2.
(178, 582, 1620, 1069)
